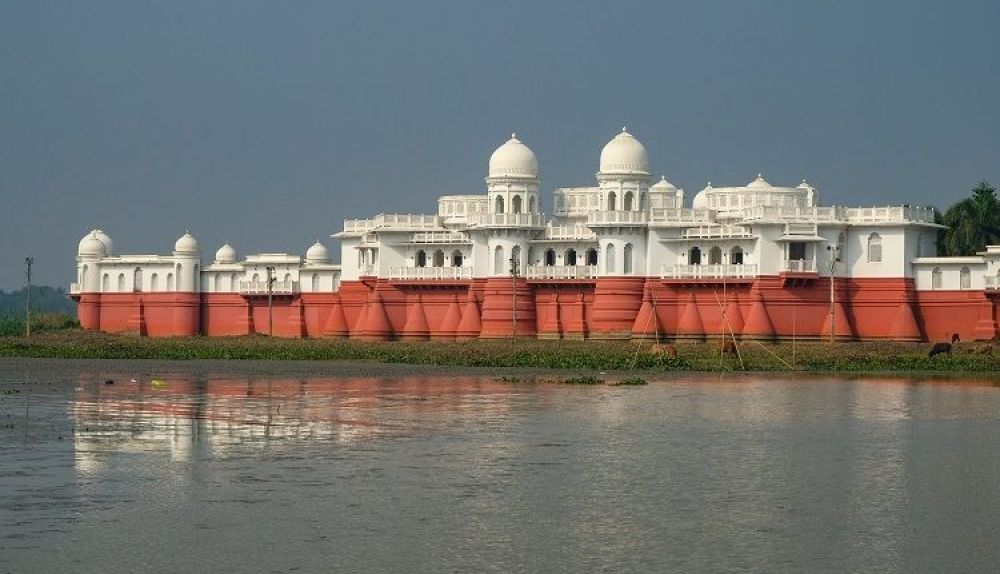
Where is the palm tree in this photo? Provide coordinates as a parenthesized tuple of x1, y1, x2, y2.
(941, 181, 1000, 255)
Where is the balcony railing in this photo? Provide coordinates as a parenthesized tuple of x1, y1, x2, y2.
(781, 260, 817, 273)
(543, 225, 598, 241)
(682, 225, 753, 239)
(740, 205, 936, 224)
(586, 211, 649, 226)
(388, 267, 472, 280)
(344, 214, 441, 234)
(408, 231, 471, 243)
(660, 264, 758, 279)
(239, 280, 299, 295)
(526, 265, 598, 280)
(986, 276, 1000, 290)
(360, 265, 375, 276)
(648, 208, 713, 224)
(466, 213, 545, 228)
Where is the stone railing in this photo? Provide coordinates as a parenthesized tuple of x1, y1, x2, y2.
(781, 260, 817, 273)
(682, 225, 753, 239)
(586, 211, 649, 226)
(466, 213, 546, 228)
(388, 267, 472, 280)
(526, 265, 598, 280)
(239, 280, 299, 295)
(543, 225, 598, 241)
(344, 214, 441, 234)
(783, 222, 819, 236)
(740, 205, 936, 224)
(409, 231, 471, 243)
(648, 208, 714, 225)
(660, 264, 758, 279)
(986, 276, 999, 291)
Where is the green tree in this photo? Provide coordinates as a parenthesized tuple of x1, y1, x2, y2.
(940, 181, 1000, 256)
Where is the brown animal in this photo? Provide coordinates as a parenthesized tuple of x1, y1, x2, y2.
(649, 343, 677, 358)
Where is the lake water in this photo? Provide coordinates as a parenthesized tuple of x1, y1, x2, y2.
(1, 359, 999, 573)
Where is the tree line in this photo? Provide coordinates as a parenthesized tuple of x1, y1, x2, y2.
(937, 180, 1000, 256)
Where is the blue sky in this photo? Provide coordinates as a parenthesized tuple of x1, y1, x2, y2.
(1, 0, 998, 289)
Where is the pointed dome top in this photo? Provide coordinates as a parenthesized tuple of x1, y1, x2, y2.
(650, 175, 677, 192)
(747, 174, 772, 189)
(215, 243, 237, 263)
(488, 133, 538, 179)
(174, 230, 199, 254)
(305, 240, 331, 263)
(78, 230, 107, 258)
(599, 128, 649, 176)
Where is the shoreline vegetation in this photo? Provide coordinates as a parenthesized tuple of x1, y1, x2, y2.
(1, 325, 999, 374)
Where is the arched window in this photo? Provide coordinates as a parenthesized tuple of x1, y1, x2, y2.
(639, 192, 647, 211)
(512, 195, 522, 214)
(709, 246, 722, 265)
(586, 248, 598, 266)
(176, 264, 182, 288)
(932, 267, 943, 290)
(607, 191, 617, 211)
(545, 248, 556, 266)
(689, 246, 702, 265)
(960, 267, 971, 289)
(452, 250, 463, 267)
(624, 191, 634, 211)
(167, 273, 175, 291)
(494, 245, 505, 274)
(730, 246, 744, 265)
(150, 273, 158, 292)
(214, 275, 222, 291)
(605, 243, 616, 274)
(565, 249, 577, 266)
(311, 274, 320, 291)
(511, 246, 521, 273)
(495, 195, 505, 214)
(624, 243, 634, 274)
(117, 273, 126, 292)
(133, 267, 142, 292)
(230, 273, 238, 291)
(416, 250, 427, 268)
(102, 273, 110, 292)
(432, 250, 445, 267)
(868, 233, 882, 263)
(528, 196, 536, 213)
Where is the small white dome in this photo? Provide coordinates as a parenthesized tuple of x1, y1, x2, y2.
(747, 174, 772, 189)
(599, 128, 650, 176)
(174, 231, 199, 254)
(692, 184, 712, 210)
(488, 134, 538, 179)
(78, 231, 107, 258)
(797, 179, 813, 189)
(305, 240, 331, 263)
(650, 175, 677, 192)
(215, 243, 237, 263)
(93, 229, 113, 255)
(78, 229, 111, 256)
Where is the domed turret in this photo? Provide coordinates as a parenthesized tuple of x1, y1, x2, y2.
(215, 243, 236, 264)
(599, 127, 650, 176)
(692, 183, 712, 210)
(174, 231, 199, 255)
(78, 231, 107, 258)
(650, 175, 677, 192)
(747, 174, 772, 189)
(93, 229, 113, 256)
(488, 134, 538, 179)
(305, 240, 331, 264)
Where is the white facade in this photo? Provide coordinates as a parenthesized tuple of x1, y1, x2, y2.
(73, 230, 341, 296)
(335, 129, 981, 289)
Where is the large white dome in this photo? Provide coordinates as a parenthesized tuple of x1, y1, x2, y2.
(599, 128, 650, 175)
(488, 134, 538, 179)
(174, 231, 199, 254)
(215, 243, 237, 263)
(78, 231, 107, 258)
(305, 240, 331, 264)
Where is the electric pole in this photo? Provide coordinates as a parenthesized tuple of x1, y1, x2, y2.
(827, 244, 839, 344)
(266, 266, 275, 337)
(25, 257, 33, 337)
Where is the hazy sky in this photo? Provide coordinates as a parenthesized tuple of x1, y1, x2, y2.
(1, 0, 998, 290)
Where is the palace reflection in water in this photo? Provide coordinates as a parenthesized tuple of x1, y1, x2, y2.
(3, 363, 1000, 573)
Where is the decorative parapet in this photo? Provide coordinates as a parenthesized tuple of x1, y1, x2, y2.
(466, 213, 546, 228)
(526, 265, 598, 280)
(239, 280, 299, 296)
(387, 267, 473, 280)
(660, 264, 758, 279)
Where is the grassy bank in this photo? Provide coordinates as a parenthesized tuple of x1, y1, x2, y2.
(1, 330, 999, 373)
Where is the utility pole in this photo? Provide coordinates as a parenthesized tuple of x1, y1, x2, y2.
(827, 244, 840, 344)
(509, 254, 519, 342)
(24, 257, 33, 337)
(266, 266, 275, 337)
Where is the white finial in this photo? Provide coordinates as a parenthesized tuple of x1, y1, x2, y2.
(661, 175, 666, 181)
(757, 173, 763, 179)
(511, 132, 517, 140)
(707, 181, 712, 187)
(621, 125, 628, 133)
